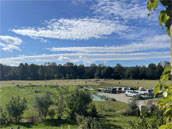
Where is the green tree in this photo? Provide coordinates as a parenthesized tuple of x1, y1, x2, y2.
(33, 92, 53, 120)
(55, 89, 67, 120)
(147, 0, 171, 63)
(6, 96, 27, 123)
(66, 89, 92, 120)
(147, 0, 172, 128)
(0, 106, 8, 125)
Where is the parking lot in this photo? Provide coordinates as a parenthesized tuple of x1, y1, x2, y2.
(98, 92, 159, 110)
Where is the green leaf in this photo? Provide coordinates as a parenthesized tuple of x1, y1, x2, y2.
(163, 66, 172, 75)
(154, 83, 161, 96)
(147, 0, 153, 12)
(159, 124, 167, 129)
(153, 0, 159, 10)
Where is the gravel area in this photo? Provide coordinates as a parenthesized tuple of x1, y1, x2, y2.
(98, 93, 158, 109)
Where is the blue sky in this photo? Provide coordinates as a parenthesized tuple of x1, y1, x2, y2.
(0, 0, 170, 66)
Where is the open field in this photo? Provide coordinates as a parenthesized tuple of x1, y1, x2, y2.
(0, 79, 161, 89)
(0, 83, 139, 129)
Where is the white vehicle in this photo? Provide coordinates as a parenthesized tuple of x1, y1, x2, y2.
(125, 90, 140, 97)
(138, 89, 153, 95)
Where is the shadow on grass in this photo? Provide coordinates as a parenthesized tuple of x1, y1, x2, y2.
(42, 119, 75, 127)
(1, 119, 76, 128)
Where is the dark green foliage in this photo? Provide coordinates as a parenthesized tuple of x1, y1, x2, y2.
(55, 88, 68, 120)
(88, 104, 98, 117)
(0, 106, 8, 125)
(66, 89, 92, 120)
(6, 96, 27, 123)
(33, 92, 53, 120)
(124, 98, 140, 116)
(129, 104, 164, 129)
(0, 61, 166, 80)
(76, 115, 102, 129)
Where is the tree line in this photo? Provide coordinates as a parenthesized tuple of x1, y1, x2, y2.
(0, 61, 170, 80)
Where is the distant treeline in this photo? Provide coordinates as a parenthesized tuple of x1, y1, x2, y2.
(0, 61, 170, 80)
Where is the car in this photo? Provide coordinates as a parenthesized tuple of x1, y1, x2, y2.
(104, 88, 112, 93)
(121, 87, 130, 93)
(111, 88, 117, 94)
(125, 90, 140, 97)
(138, 89, 154, 95)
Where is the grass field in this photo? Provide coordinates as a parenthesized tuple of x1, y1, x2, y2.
(0, 82, 140, 129)
(0, 79, 160, 89)
(0, 79, 159, 129)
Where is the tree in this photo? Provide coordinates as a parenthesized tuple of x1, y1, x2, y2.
(66, 89, 92, 120)
(55, 89, 67, 120)
(147, 0, 171, 63)
(33, 92, 53, 120)
(6, 96, 27, 123)
(147, 1, 172, 128)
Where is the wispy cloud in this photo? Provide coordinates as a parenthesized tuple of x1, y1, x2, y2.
(92, 0, 149, 20)
(11, 18, 128, 40)
(0, 51, 170, 66)
(49, 35, 169, 53)
(0, 35, 23, 52)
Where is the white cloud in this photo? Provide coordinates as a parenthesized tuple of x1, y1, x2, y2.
(58, 56, 69, 61)
(0, 51, 170, 66)
(49, 35, 170, 53)
(11, 18, 128, 40)
(92, 0, 150, 20)
(0, 35, 22, 45)
(0, 35, 22, 52)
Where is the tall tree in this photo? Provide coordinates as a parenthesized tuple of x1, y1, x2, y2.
(147, 0, 171, 63)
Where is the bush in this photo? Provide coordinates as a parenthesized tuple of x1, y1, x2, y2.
(76, 115, 102, 129)
(33, 92, 53, 120)
(124, 98, 140, 116)
(0, 106, 8, 125)
(6, 96, 27, 123)
(88, 104, 98, 117)
(66, 89, 92, 120)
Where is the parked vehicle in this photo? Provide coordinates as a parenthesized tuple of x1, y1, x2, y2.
(111, 88, 117, 94)
(104, 88, 112, 93)
(138, 89, 154, 95)
(121, 87, 130, 93)
(98, 88, 105, 91)
(125, 90, 140, 97)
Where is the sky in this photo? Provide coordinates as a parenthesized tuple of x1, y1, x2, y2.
(0, 0, 170, 66)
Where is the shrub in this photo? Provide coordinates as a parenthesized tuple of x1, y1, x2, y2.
(0, 106, 8, 125)
(6, 96, 27, 123)
(76, 115, 102, 129)
(124, 98, 140, 116)
(33, 92, 53, 120)
(88, 104, 98, 117)
(66, 89, 92, 120)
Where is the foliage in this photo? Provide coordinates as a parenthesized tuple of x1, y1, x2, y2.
(66, 89, 92, 120)
(33, 92, 53, 120)
(54, 88, 68, 120)
(0, 62, 166, 80)
(153, 66, 172, 128)
(76, 115, 102, 129)
(5, 96, 27, 123)
(0, 106, 8, 125)
(87, 104, 98, 117)
(147, 0, 170, 36)
(124, 98, 140, 116)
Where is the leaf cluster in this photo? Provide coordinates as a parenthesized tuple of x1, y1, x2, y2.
(147, 0, 171, 35)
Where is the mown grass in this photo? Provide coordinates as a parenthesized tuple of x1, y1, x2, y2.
(0, 79, 160, 89)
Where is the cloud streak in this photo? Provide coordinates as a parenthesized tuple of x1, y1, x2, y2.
(0, 35, 23, 52)
(49, 35, 169, 53)
(11, 18, 128, 40)
(0, 51, 170, 66)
